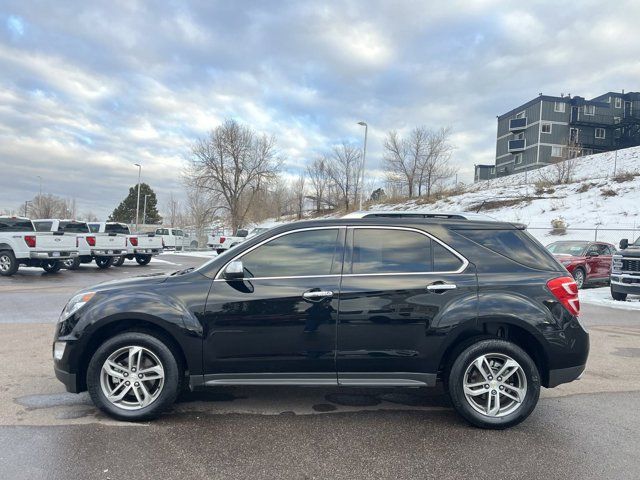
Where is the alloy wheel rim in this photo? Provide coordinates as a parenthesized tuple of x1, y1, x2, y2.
(0, 255, 10, 272)
(575, 271, 584, 288)
(63, 259, 74, 267)
(463, 353, 527, 418)
(100, 345, 165, 411)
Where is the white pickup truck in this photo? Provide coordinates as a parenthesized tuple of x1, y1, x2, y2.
(207, 228, 249, 254)
(34, 219, 127, 270)
(112, 225, 163, 267)
(0, 216, 79, 276)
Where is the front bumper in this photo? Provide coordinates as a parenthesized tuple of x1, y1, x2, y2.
(547, 364, 586, 388)
(54, 365, 79, 393)
(30, 251, 78, 260)
(611, 274, 640, 295)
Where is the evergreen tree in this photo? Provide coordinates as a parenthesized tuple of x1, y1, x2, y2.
(109, 183, 162, 224)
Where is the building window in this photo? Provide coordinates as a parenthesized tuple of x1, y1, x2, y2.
(514, 154, 523, 165)
(490, 167, 495, 174)
(615, 128, 622, 138)
(615, 97, 622, 109)
(584, 105, 595, 116)
(515, 111, 526, 119)
(614, 116, 621, 124)
(554, 101, 566, 113)
(541, 123, 552, 134)
(595, 128, 606, 139)
(551, 146, 563, 157)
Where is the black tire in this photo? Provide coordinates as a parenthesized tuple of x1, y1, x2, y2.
(62, 257, 82, 270)
(611, 288, 627, 301)
(86, 331, 181, 421)
(42, 260, 62, 273)
(135, 255, 152, 266)
(0, 250, 19, 277)
(95, 256, 113, 269)
(572, 268, 586, 289)
(215, 249, 226, 255)
(112, 256, 126, 267)
(190, 240, 198, 249)
(448, 339, 540, 429)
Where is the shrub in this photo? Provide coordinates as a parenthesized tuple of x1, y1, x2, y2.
(612, 171, 637, 183)
(576, 183, 591, 193)
(550, 217, 568, 235)
(601, 188, 618, 197)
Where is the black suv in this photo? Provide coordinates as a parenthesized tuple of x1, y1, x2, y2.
(53, 217, 588, 429)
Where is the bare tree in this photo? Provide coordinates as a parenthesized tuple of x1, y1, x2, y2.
(29, 194, 74, 219)
(165, 193, 183, 227)
(183, 182, 217, 243)
(188, 119, 281, 232)
(292, 174, 307, 219)
(306, 157, 331, 213)
(326, 142, 362, 211)
(383, 128, 426, 198)
(416, 127, 455, 199)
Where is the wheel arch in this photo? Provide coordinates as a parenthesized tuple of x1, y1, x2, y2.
(438, 319, 550, 387)
(76, 317, 190, 392)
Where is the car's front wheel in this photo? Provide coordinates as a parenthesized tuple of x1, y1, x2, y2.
(572, 268, 586, 289)
(448, 339, 540, 429)
(611, 287, 627, 301)
(95, 256, 113, 269)
(87, 332, 181, 421)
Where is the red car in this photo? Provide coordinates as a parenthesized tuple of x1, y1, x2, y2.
(547, 241, 615, 288)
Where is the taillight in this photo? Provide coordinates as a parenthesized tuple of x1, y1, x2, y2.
(86, 236, 96, 247)
(24, 235, 36, 248)
(129, 237, 138, 246)
(547, 276, 580, 316)
(162, 238, 165, 248)
(220, 237, 226, 243)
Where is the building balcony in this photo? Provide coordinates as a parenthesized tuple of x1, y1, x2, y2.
(569, 110, 615, 126)
(509, 117, 527, 131)
(508, 139, 526, 152)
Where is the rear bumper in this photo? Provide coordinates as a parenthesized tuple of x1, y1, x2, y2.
(547, 364, 586, 388)
(91, 249, 125, 256)
(30, 251, 78, 260)
(133, 248, 161, 255)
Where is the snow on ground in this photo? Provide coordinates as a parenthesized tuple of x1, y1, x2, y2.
(580, 286, 640, 310)
(369, 145, 640, 245)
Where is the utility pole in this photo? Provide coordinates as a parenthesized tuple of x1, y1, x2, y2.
(134, 163, 142, 231)
(357, 121, 368, 210)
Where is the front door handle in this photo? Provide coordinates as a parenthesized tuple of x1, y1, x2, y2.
(302, 290, 334, 300)
(426, 283, 457, 293)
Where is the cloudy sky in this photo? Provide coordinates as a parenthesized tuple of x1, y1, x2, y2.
(1, 0, 639, 218)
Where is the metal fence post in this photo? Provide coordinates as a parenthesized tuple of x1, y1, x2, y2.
(594, 226, 599, 241)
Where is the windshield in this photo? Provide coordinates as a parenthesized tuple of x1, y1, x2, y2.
(633, 237, 640, 246)
(546, 242, 587, 256)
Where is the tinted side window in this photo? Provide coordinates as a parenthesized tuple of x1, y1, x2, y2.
(595, 244, 610, 255)
(175, 230, 184, 236)
(0, 219, 34, 232)
(351, 229, 432, 274)
(240, 229, 340, 278)
(455, 228, 558, 271)
(433, 242, 464, 271)
(34, 221, 53, 232)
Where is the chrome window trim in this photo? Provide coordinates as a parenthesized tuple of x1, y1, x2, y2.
(345, 225, 469, 276)
(213, 226, 346, 281)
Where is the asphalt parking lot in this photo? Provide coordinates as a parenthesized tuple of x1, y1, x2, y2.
(1, 254, 639, 479)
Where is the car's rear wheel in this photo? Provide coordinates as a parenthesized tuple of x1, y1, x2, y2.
(112, 256, 126, 267)
(87, 332, 181, 421)
(572, 268, 586, 289)
(611, 288, 627, 301)
(0, 250, 19, 276)
(448, 339, 540, 429)
(215, 249, 225, 254)
(42, 261, 62, 273)
(135, 255, 152, 266)
(62, 257, 81, 270)
(95, 256, 113, 269)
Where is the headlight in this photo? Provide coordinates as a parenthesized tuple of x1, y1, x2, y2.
(59, 292, 96, 322)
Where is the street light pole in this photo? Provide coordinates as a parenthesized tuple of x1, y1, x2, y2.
(134, 163, 141, 231)
(357, 121, 368, 210)
(143, 194, 150, 226)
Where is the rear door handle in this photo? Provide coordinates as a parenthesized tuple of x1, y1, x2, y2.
(426, 283, 457, 293)
(302, 290, 334, 300)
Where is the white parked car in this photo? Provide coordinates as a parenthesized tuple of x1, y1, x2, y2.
(0, 216, 78, 276)
(111, 226, 163, 267)
(81, 222, 131, 269)
(207, 228, 249, 254)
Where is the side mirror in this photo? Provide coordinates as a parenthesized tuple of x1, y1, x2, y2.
(223, 260, 244, 280)
(620, 239, 629, 250)
(236, 229, 249, 238)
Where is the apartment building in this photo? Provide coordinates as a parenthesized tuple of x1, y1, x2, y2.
(475, 91, 640, 181)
